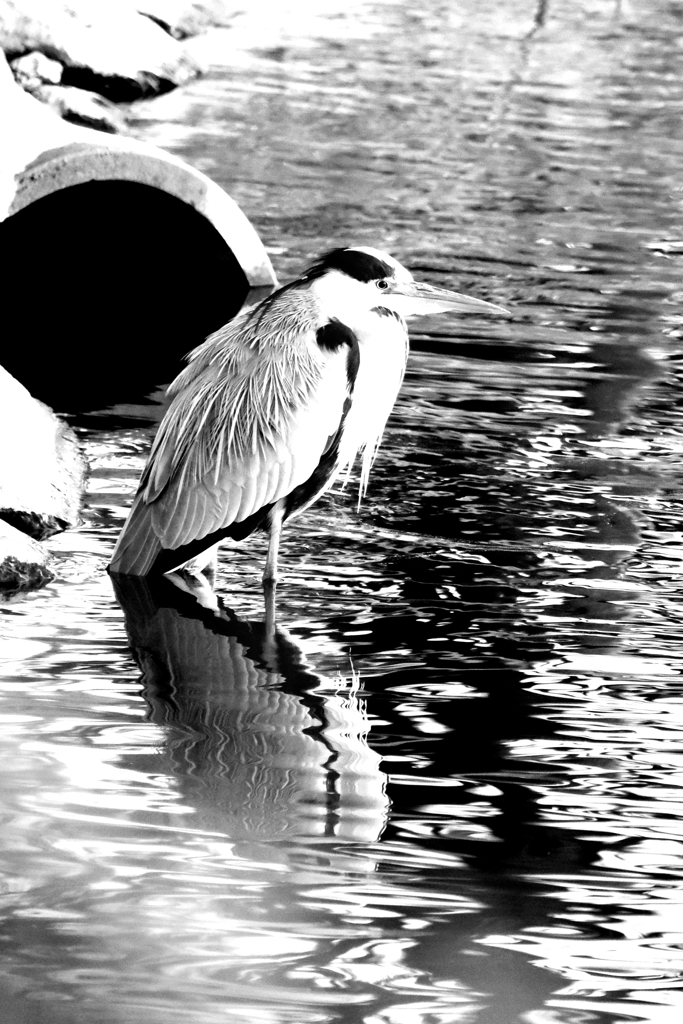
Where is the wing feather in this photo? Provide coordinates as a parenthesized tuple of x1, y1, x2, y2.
(193, 485, 215, 543)
(182, 487, 201, 550)
(110, 492, 162, 575)
(113, 302, 352, 573)
(234, 449, 261, 523)
(266, 457, 283, 507)
(247, 448, 275, 521)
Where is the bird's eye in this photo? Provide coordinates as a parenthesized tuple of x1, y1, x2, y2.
(377, 279, 389, 290)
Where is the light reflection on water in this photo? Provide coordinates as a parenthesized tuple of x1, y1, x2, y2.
(3, 0, 683, 1020)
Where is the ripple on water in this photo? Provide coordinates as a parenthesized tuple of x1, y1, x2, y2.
(4, 0, 683, 1021)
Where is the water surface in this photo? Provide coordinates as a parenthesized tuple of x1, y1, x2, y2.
(3, 1, 683, 1021)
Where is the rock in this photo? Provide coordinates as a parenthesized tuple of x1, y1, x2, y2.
(0, 366, 86, 541)
(10, 49, 62, 86)
(0, 0, 202, 100)
(30, 82, 125, 132)
(9, 50, 124, 132)
(136, 1, 240, 39)
(0, 520, 52, 594)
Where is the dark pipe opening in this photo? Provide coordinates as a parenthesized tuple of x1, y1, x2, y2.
(1, 181, 250, 416)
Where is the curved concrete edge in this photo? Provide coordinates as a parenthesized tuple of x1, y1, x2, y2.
(14, 135, 278, 288)
(1, 59, 278, 288)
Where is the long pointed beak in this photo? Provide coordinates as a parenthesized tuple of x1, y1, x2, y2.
(388, 280, 510, 318)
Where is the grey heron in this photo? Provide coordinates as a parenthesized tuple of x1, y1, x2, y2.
(109, 246, 507, 589)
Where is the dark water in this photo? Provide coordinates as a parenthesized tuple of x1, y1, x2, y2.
(3, 1, 683, 1021)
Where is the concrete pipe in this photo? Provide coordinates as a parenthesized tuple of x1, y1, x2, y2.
(0, 54, 277, 412)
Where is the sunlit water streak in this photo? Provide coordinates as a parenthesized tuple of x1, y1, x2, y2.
(3, 0, 683, 1021)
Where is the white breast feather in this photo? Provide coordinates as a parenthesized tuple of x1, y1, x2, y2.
(337, 311, 408, 503)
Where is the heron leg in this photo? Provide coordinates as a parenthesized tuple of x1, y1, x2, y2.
(264, 500, 285, 586)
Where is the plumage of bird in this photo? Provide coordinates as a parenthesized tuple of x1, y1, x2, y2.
(109, 246, 507, 587)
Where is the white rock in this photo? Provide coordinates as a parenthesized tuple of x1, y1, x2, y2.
(32, 82, 125, 132)
(0, 519, 52, 593)
(0, 365, 86, 541)
(0, 0, 202, 98)
(10, 49, 62, 85)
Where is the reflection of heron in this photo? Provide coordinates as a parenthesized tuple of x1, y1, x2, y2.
(112, 573, 390, 844)
(110, 247, 506, 593)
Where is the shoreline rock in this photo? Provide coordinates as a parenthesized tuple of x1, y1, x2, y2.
(10, 50, 125, 131)
(0, 366, 87, 594)
(0, 520, 53, 594)
(0, 1, 240, 130)
(26, 81, 125, 132)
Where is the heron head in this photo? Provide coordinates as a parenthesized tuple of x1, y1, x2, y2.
(303, 246, 509, 320)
